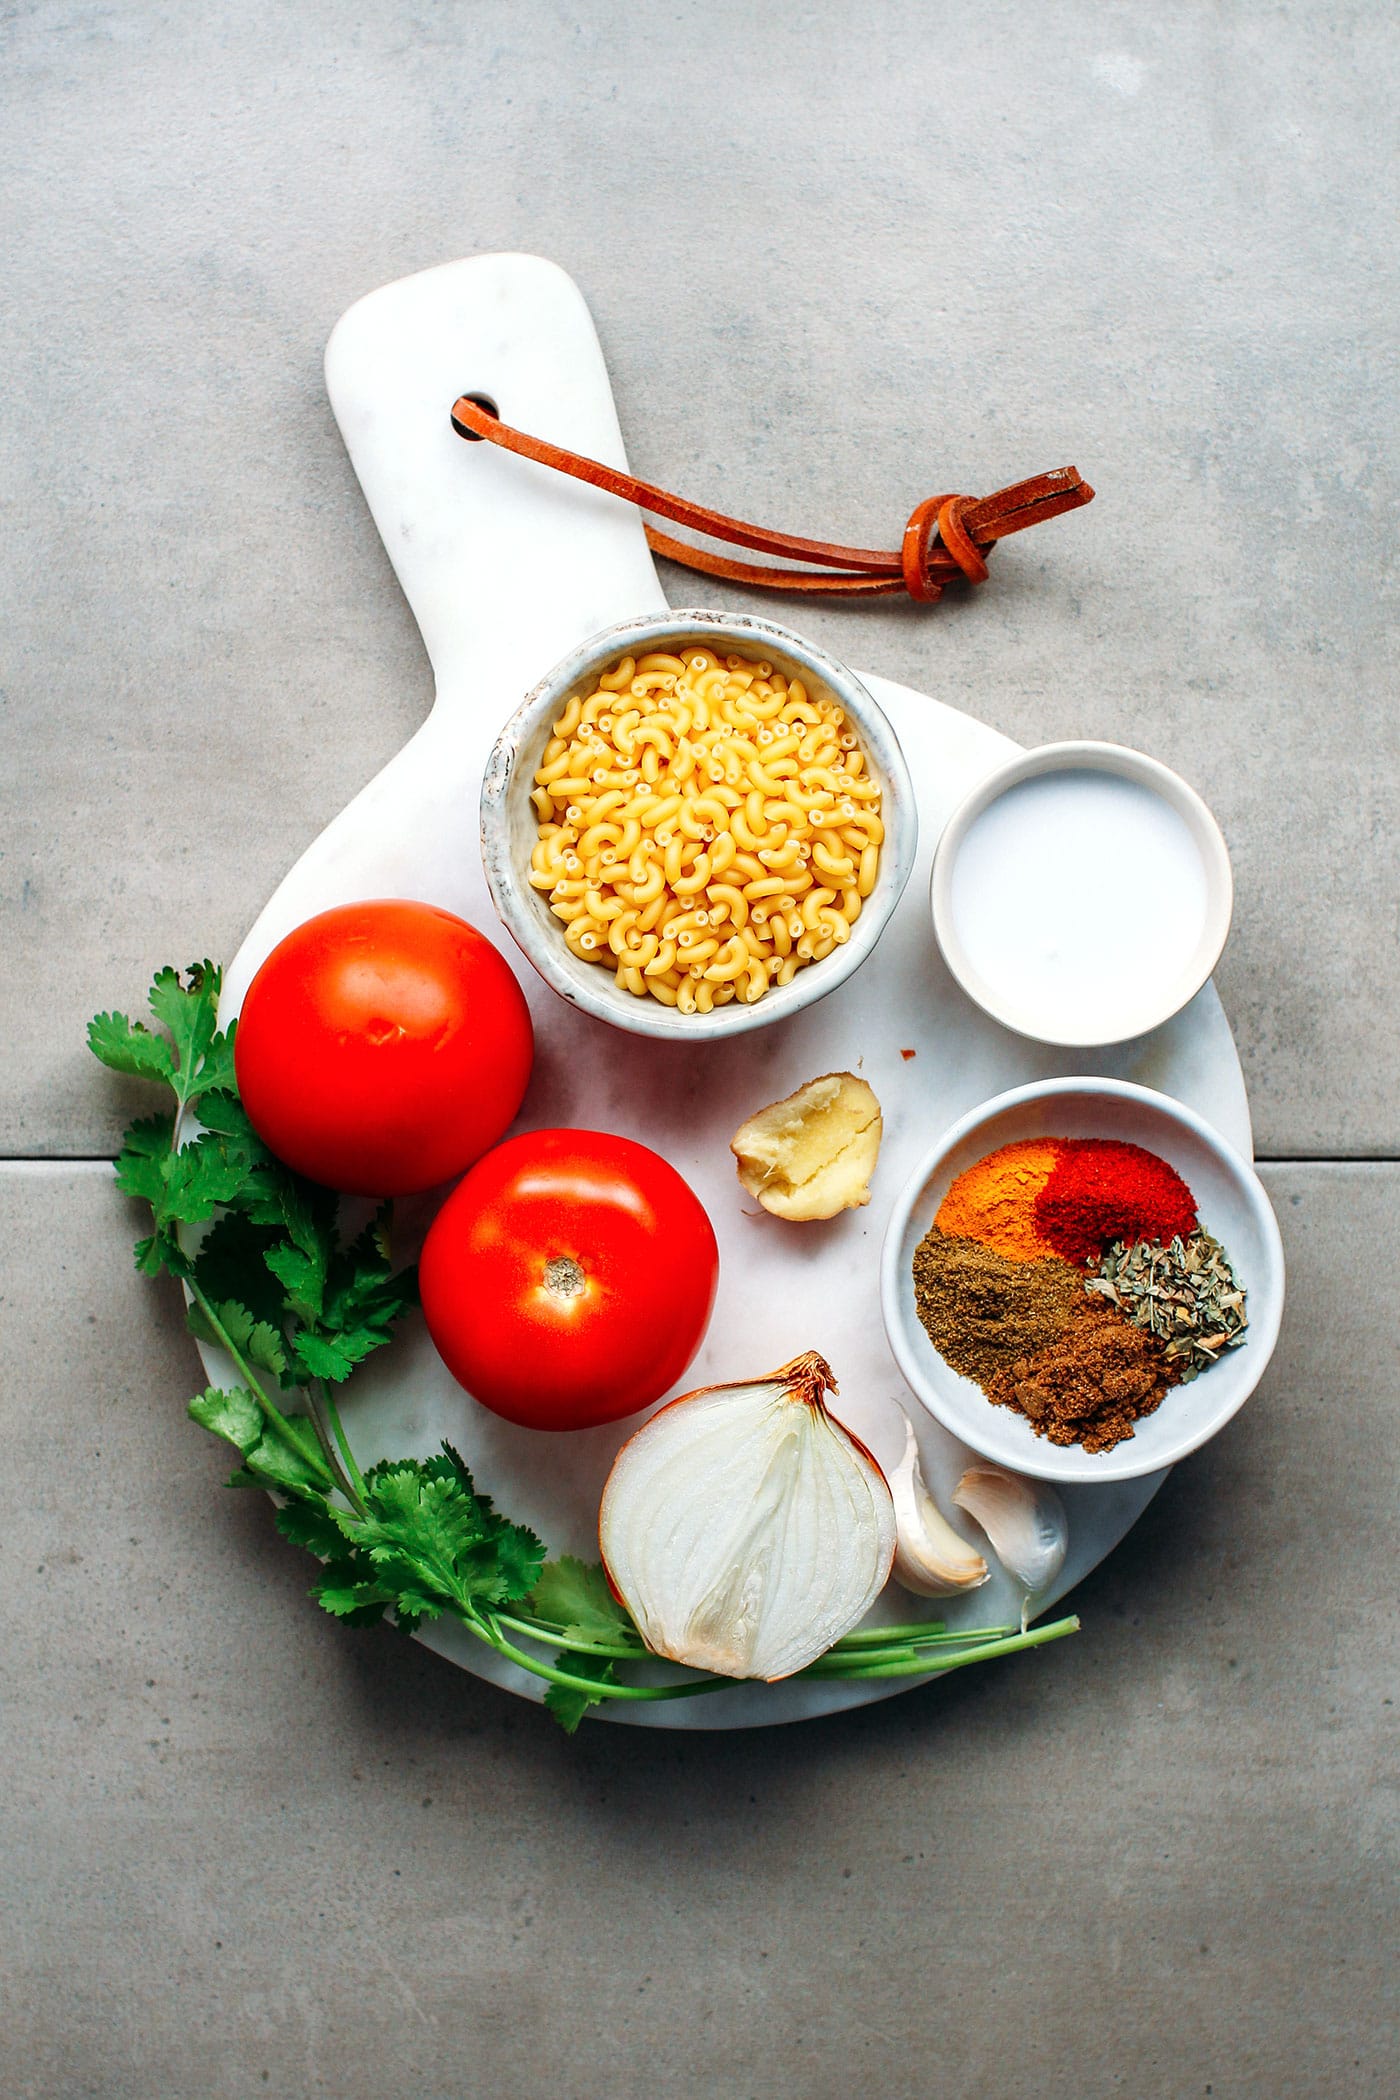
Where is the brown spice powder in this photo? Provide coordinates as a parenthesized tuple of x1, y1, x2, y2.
(910, 1226, 1081, 1387)
(911, 1222, 1180, 1455)
(989, 1298, 1179, 1453)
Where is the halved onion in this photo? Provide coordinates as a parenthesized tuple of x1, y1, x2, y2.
(598, 1352, 896, 1681)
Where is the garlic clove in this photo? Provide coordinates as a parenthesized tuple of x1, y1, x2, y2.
(952, 1464, 1068, 1597)
(730, 1072, 882, 1221)
(888, 1412, 990, 1597)
(599, 1353, 896, 1681)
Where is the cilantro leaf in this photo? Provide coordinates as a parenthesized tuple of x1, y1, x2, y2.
(274, 1499, 346, 1559)
(147, 963, 220, 1102)
(280, 1174, 338, 1254)
(289, 1326, 387, 1384)
(196, 1297, 288, 1382)
(487, 1513, 549, 1604)
(241, 1414, 336, 1494)
(162, 1128, 260, 1222)
(334, 1452, 545, 1620)
(191, 1212, 287, 1330)
(424, 1444, 546, 1601)
(191, 1087, 264, 1148)
(188, 1385, 263, 1453)
(325, 1207, 419, 1327)
(92, 965, 236, 1111)
(187, 1385, 332, 1493)
(236, 1157, 304, 1230)
(264, 1238, 329, 1325)
(545, 1650, 618, 1734)
(133, 1227, 190, 1279)
(424, 1441, 486, 1500)
(311, 1563, 393, 1624)
(189, 1024, 237, 1100)
(262, 1200, 418, 1383)
(113, 1114, 176, 1206)
(528, 1557, 635, 1644)
(88, 1011, 175, 1084)
(346, 1462, 489, 1577)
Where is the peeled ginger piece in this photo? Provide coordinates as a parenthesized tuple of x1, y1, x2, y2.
(730, 1072, 883, 1221)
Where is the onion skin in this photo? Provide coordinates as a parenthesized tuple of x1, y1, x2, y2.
(598, 1353, 896, 1682)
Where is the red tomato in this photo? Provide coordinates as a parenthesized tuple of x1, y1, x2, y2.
(233, 899, 533, 1196)
(419, 1129, 720, 1431)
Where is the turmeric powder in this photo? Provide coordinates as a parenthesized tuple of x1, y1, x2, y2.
(935, 1137, 1062, 1261)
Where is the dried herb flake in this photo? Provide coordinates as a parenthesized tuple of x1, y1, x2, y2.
(1090, 1231, 1248, 1382)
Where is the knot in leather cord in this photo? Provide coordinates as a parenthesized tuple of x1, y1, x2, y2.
(900, 495, 991, 602)
(449, 393, 1092, 602)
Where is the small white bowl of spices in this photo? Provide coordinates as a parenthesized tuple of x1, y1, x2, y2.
(481, 609, 918, 1040)
(880, 1076, 1285, 1486)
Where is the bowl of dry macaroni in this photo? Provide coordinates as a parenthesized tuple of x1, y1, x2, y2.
(480, 611, 918, 1039)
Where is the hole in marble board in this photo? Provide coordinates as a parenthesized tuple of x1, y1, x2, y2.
(455, 391, 500, 439)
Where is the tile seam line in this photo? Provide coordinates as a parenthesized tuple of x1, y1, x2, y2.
(2, 1154, 1399, 1168)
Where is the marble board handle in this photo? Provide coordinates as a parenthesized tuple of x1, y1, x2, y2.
(324, 252, 667, 726)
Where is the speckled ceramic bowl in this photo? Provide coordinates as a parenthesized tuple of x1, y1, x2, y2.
(880, 1077, 1285, 1486)
(480, 609, 918, 1040)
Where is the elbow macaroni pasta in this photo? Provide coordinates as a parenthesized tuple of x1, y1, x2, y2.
(528, 648, 882, 1010)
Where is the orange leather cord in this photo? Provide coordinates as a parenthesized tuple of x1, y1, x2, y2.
(450, 393, 1092, 602)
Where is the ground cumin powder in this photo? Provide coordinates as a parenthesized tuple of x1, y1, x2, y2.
(911, 1226, 1080, 1386)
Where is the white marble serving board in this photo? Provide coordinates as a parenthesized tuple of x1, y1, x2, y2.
(211, 254, 1250, 1729)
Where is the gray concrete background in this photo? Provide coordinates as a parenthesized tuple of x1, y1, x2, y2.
(2, 4, 1396, 2096)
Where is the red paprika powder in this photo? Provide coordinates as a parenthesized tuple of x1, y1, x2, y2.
(1033, 1138, 1196, 1265)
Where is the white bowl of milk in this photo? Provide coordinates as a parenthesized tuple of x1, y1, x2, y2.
(931, 742, 1233, 1047)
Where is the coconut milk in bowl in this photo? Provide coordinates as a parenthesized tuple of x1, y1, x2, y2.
(930, 741, 1233, 1047)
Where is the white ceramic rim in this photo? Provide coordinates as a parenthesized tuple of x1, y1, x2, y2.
(480, 609, 918, 1041)
(930, 739, 1234, 1047)
(879, 1074, 1285, 1485)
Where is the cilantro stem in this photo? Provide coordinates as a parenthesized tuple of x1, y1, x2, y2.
(825, 1620, 1041, 1646)
(829, 1623, 1023, 1652)
(799, 1615, 1080, 1680)
(186, 1273, 364, 1516)
(829, 1620, 946, 1645)
(494, 1614, 648, 1660)
(464, 1615, 732, 1702)
(189, 1281, 336, 1484)
(315, 1380, 369, 1512)
(505, 1607, 1034, 1656)
(475, 1615, 1076, 1700)
(296, 1378, 366, 1514)
(826, 1621, 1024, 1654)
(931, 1615, 1080, 1669)
(488, 1608, 1079, 1692)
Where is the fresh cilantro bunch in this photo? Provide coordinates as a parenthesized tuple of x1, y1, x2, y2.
(91, 961, 416, 1508)
(90, 963, 1077, 1734)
